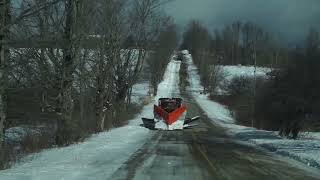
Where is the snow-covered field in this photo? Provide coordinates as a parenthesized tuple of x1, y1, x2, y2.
(0, 59, 181, 180)
(5, 127, 43, 143)
(215, 65, 272, 95)
(220, 65, 271, 81)
(185, 52, 320, 170)
(131, 82, 150, 104)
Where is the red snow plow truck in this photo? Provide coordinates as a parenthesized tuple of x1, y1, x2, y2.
(141, 98, 200, 130)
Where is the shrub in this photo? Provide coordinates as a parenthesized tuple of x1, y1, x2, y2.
(208, 65, 227, 96)
(223, 75, 268, 127)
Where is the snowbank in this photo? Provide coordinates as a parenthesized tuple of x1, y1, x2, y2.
(2, 127, 151, 180)
(184, 52, 320, 170)
(248, 133, 320, 169)
(0, 112, 152, 180)
(185, 54, 234, 126)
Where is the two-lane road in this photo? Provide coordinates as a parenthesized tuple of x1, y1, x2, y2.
(109, 95, 320, 180)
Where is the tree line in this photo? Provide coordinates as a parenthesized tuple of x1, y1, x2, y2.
(256, 29, 320, 138)
(0, 0, 177, 168)
(182, 20, 320, 139)
(182, 20, 288, 67)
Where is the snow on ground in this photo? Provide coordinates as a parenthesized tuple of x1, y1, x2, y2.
(156, 60, 181, 99)
(184, 52, 320, 170)
(0, 123, 151, 180)
(5, 125, 56, 152)
(0, 58, 180, 179)
(5, 127, 42, 143)
(239, 130, 320, 169)
(220, 65, 271, 82)
(186, 53, 235, 126)
(215, 65, 272, 95)
(131, 82, 149, 104)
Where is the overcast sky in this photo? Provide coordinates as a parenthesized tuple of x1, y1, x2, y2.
(164, 0, 320, 44)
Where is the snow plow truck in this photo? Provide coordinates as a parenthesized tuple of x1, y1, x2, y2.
(141, 98, 200, 130)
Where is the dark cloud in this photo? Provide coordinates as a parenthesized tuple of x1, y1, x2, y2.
(164, 0, 320, 44)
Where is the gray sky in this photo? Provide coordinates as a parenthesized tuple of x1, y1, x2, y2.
(164, 0, 320, 44)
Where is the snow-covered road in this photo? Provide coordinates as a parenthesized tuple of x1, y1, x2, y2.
(0, 60, 181, 180)
(156, 59, 181, 99)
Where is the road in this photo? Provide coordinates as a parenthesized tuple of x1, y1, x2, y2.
(109, 94, 320, 180)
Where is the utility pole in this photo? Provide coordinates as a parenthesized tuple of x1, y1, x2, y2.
(250, 40, 257, 128)
(253, 44, 257, 128)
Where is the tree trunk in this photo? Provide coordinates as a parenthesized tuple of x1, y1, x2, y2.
(38, 7, 49, 113)
(95, 52, 107, 132)
(0, 0, 10, 168)
(56, 0, 76, 145)
(126, 87, 132, 106)
(95, 89, 106, 132)
(95, 78, 106, 132)
(39, 49, 48, 112)
(79, 49, 88, 126)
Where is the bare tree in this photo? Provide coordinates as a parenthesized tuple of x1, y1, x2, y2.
(129, 0, 169, 75)
(8, 0, 66, 112)
(222, 25, 233, 64)
(181, 20, 212, 92)
(90, 0, 170, 131)
(34, 0, 52, 112)
(231, 21, 241, 64)
(0, 0, 10, 168)
(148, 22, 178, 95)
(91, 0, 123, 132)
(75, 0, 94, 126)
(0, 0, 171, 152)
(56, 0, 78, 145)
